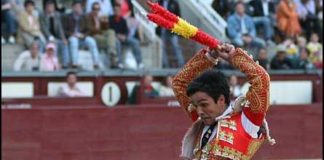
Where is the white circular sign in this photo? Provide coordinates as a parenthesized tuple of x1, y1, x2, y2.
(101, 82, 121, 107)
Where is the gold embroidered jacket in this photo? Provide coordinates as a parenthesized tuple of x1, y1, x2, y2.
(172, 48, 270, 159)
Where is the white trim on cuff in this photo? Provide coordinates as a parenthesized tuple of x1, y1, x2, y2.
(241, 111, 260, 138)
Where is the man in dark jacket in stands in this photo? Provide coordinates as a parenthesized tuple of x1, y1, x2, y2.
(61, 0, 100, 69)
(109, 3, 143, 69)
(40, 0, 69, 68)
(248, 0, 276, 42)
(270, 45, 293, 70)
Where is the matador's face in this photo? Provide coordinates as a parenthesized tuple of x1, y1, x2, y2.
(190, 91, 226, 125)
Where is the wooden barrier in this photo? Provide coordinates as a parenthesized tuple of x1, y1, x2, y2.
(2, 103, 322, 160)
(2, 73, 323, 106)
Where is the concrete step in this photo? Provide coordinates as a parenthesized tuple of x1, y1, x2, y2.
(1, 44, 25, 71)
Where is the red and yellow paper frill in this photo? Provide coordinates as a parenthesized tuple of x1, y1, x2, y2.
(147, 1, 220, 49)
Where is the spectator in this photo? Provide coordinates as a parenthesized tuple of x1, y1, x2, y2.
(211, 0, 236, 19)
(13, 41, 41, 71)
(40, 0, 69, 68)
(17, 0, 46, 51)
(294, 0, 320, 40)
(110, 3, 144, 69)
(128, 74, 159, 104)
(126, 8, 145, 44)
(226, 2, 265, 49)
(113, 0, 132, 18)
(256, 47, 270, 70)
(85, 0, 114, 17)
(42, 0, 65, 13)
(126, 7, 146, 67)
(276, 0, 302, 38)
(87, 2, 118, 68)
(228, 74, 242, 102)
(159, 75, 175, 97)
(40, 42, 60, 71)
(157, 0, 184, 68)
(61, 0, 100, 69)
(1, 0, 17, 44)
(57, 71, 86, 97)
(297, 36, 307, 50)
(306, 32, 322, 68)
(270, 44, 293, 69)
(282, 38, 299, 59)
(296, 36, 307, 58)
(294, 48, 315, 69)
(248, 0, 275, 42)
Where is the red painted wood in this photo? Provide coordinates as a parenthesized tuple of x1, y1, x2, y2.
(2, 104, 322, 160)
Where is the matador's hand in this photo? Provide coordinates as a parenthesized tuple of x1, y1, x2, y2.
(212, 43, 235, 62)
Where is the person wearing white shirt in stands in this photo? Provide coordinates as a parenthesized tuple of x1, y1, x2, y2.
(57, 71, 86, 97)
(159, 75, 175, 97)
(13, 41, 41, 71)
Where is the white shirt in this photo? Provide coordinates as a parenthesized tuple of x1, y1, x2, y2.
(159, 86, 175, 97)
(240, 17, 248, 34)
(295, 0, 316, 19)
(57, 84, 87, 97)
(13, 50, 41, 71)
(262, 0, 269, 16)
(230, 85, 242, 98)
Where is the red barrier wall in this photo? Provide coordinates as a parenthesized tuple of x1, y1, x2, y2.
(2, 104, 322, 160)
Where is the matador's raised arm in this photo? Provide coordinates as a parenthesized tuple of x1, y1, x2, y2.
(172, 47, 270, 126)
(172, 48, 217, 121)
(230, 48, 270, 126)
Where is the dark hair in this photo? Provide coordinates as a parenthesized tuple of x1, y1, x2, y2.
(114, 3, 121, 8)
(92, 2, 100, 9)
(235, 1, 245, 7)
(43, 0, 57, 10)
(24, 0, 35, 7)
(66, 71, 77, 77)
(72, 0, 82, 6)
(45, 0, 55, 6)
(30, 40, 40, 47)
(186, 69, 230, 105)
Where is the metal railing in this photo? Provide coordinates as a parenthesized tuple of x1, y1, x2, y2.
(2, 69, 322, 77)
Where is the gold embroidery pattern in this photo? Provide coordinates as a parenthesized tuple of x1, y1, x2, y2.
(172, 49, 215, 121)
(211, 144, 249, 160)
(220, 120, 237, 131)
(247, 139, 264, 157)
(230, 48, 270, 114)
(218, 131, 234, 144)
(193, 137, 263, 160)
(193, 140, 213, 160)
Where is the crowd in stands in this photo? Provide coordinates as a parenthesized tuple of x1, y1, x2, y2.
(212, 0, 323, 71)
(2, 0, 188, 71)
(2, 0, 149, 71)
(2, 0, 322, 71)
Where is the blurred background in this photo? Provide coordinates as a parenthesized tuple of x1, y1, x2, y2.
(1, 0, 322, 159)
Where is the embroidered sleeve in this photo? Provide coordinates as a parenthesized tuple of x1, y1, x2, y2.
(172, 48, 215, 121)
(230, 48, 270, 126)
